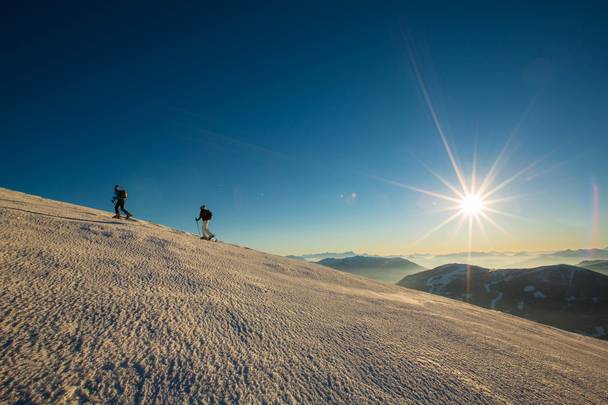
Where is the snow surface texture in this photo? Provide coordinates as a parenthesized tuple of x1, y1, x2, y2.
(1, 188, 608, 404)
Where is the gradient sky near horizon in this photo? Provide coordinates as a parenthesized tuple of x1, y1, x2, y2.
(2, 1, 607, 256)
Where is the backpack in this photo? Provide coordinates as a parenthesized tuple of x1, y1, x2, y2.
(202, 209, 212, 221)
(117, 189, 127, 199)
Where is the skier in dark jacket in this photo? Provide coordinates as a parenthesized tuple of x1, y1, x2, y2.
(112, 185, 132, 219)
(195, 205, 214, 240)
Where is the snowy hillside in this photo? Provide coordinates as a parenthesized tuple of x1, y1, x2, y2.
(1, 188, 607, 403)
(398, 263, 608, 339)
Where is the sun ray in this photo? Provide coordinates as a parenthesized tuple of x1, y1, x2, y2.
(467, 214, 474, 252)
(471, 144, 478, 195)
(477, 139, 513, 197)
(423, 164, 466, 199)
(404, 38, 470, 195)
(477, 97, 538, 196)
(404, 186, 463, 205)
(481, 161, 538, 200)
(483, 194, 527, 205)
(448, 211, 468, 240)
(413, 209, 464, 244)
(483, 206, 527, 220)
(369, 175, 463, 204)
(434, 204, 465, 214)
(478, 210, 508, 235)
(466, 214, 474, 297)
(474, 212, 491, 245)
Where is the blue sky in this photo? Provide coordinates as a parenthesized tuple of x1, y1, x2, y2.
(2, 1, 607, 255)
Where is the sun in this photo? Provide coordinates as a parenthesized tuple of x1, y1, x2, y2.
(460, 194, 484, 216)
(368, 37, 534, 250)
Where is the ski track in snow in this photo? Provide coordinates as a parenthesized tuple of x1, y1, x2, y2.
(1, 188, 608, 404)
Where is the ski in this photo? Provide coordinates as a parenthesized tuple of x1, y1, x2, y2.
(112, 215, 138, 222)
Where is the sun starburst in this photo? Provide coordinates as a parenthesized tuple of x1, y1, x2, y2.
(374, 36, 536, 253)
(374, 146, 526, 249)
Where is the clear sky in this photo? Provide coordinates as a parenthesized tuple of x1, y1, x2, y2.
(2, 1, 607, 256)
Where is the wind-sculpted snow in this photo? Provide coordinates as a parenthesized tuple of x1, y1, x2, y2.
(1, 188, 607, 404)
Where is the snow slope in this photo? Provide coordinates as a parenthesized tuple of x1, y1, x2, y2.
(1, 188, 607, 404)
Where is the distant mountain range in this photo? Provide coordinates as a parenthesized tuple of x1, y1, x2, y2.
(506, 248, 608, 269)
(550, 248, 608, 258)
(317, 256, 426, 284)
(287, 251, 356, 261)
(289, 247, 608, 269)
(578, 260, 608, 276)
(398, 263, 608, 339)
